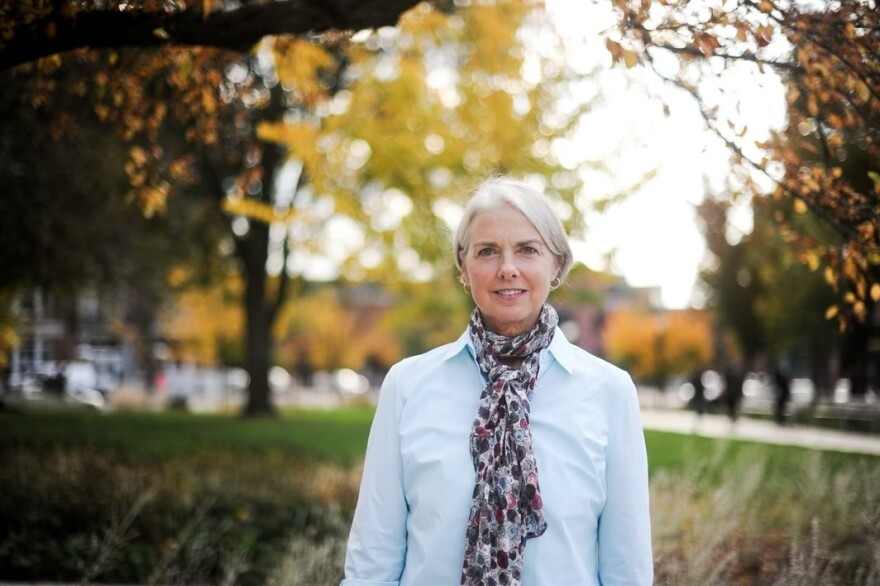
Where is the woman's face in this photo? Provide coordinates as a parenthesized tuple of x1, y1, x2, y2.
(461, 204, 559, 337)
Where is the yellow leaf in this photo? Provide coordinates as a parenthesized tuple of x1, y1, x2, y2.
(871, 283, 880, 302)
(807, 95, 818, 117)
(793, 199, 808, 214)
(823, 267, 835, 286)
(854, 301, 866, 319)
(221, 197, 299, 224)
(622, 50, 638, 69)
(129, 146, 148, 166)
(201, 90, 216, 114)
(275, 39, 334, 102)
(824, 305, 838, 319)
(856, 82, 870, 104)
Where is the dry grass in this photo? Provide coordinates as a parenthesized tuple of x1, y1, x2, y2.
(650, 445, 880, 585)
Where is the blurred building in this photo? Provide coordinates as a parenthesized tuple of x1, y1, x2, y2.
(5, 287, 135, 393)
(553, 263, 661, 359)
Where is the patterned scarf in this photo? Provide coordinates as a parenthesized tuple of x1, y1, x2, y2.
(461, 303, 558, 586)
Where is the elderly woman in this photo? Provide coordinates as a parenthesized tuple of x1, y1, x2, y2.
(341, 177, 652, 586)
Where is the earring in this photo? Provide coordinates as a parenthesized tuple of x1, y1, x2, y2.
(462, 282, 471, 294)
(550, 276, 561, 290)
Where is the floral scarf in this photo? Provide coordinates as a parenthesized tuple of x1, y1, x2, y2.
(461, 303, 558, 586)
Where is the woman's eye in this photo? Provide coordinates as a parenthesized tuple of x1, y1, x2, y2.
(521, 246, 538, 254)
(477, 248, 495, 257)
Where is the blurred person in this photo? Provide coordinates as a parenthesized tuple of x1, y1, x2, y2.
(723, 363, 744, 423)
(341, 177, 653, 586)
(688, 367, 706, 417)
(772, 362, 792, 426)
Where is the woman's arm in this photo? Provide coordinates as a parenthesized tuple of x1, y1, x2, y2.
(597, 374, 653, 585)
(341, 363, 409, 586)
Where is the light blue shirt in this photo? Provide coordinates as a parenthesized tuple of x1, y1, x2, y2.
(341, 327, 653, 586)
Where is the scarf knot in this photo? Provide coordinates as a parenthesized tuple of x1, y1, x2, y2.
(461, 304, 558, 586)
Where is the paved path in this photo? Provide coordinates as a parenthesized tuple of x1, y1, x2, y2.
(641, 408, 880, 456)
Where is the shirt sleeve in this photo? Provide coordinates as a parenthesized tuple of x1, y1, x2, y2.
(341, 362, 409, 586)
(597, 373, 653, 585)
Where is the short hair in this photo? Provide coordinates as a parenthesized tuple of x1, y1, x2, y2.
(454, 176, 574, 284)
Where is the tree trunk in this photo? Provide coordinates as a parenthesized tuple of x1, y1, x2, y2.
(128, 287, 161, 393)
(241, 219, 277, 417)
(230, 65, 291, 418)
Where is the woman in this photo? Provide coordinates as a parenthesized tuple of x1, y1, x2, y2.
(341, 177, 652, 586)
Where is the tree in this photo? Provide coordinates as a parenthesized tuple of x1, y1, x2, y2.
(278, 286, 374, 373)
(0, 292, 18, 372)
(604, 308, 712, 384)
(254, 1, 584, 411)
(262, 1, 586, 278)
(0, 0, 422, 70)
(0, 80, 228, 385)
(4, 0, 588, 416)
(159, 270, 246, 367)
(609, 0, 879, 326)
(697, 192, 874, 399)
(696, 198, 767, 369)
(379, 276, 473, 359)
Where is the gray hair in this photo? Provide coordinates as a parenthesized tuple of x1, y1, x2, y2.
(453, 176, 574, 284)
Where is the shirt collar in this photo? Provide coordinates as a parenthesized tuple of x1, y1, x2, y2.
(441, 329, 471, 361)
(547, 326, 576, 374)
(442, 326, 575, 374)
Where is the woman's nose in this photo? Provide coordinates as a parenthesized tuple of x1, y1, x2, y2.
(498, 253, 519, 278)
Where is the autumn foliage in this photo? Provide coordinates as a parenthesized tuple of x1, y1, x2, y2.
(604, 309, 713, 383)
(3, 0, 586, 414)
(608, 0, 879, 327)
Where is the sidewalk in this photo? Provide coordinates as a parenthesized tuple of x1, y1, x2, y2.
(640, 408, 880, 456)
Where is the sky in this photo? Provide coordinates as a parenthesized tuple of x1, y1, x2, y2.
(546, 0, 787, 308)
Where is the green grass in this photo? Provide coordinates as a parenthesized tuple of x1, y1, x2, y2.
(0, 407, 375, 463)
(645, 428, 877, 478)
(4, 408, 874, 472)
(1, 408, 879, 585)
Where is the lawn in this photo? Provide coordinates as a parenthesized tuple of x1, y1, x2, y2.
(1, 408, 878, 585)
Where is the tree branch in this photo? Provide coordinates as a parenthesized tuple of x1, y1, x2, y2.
(647, 41, 801, 72)
(268, 170, 302, 327)
(2, 0, 423, 70)
(741, 0, 880, 104)
(642, 51, 860, 243)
